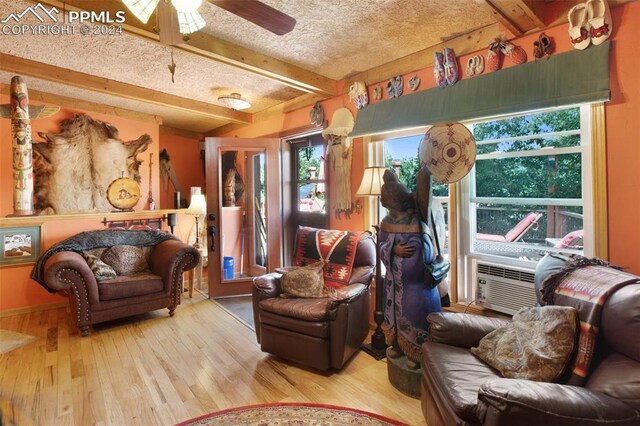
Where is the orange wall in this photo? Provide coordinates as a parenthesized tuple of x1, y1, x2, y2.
(220, 3, 640, 275)
(2, 2, 639, 312)
(158, 133, 205, 209)
(0, 91, 161, 216)
(0, 92, 201, 312)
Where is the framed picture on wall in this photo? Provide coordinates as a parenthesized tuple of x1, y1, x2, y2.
(0, 225, 43, 267)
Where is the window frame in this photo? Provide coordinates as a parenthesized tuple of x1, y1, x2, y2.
(366, 102, 607, 307)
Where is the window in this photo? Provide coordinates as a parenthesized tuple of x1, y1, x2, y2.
(293, 141, 327, 214)
(369, 103, 598, 306)
(458, 105, 593, 302)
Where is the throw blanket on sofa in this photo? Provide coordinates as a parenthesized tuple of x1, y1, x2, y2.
(293, 227, 368, 289)
(541, 258, 639, 385)
(32, 229, 177, 293)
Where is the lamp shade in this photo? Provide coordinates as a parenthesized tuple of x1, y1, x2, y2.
(122, 0, 160, 24)
(356, 166, 387, 197)
(218, 93, 252, 110)
(177, 10, 206, 34)
(186, 188, 206, 216)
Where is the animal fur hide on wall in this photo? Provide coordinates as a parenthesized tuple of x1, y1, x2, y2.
(33, 114, 151, 214)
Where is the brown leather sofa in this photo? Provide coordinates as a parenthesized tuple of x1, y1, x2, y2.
(420, 282, 640, 426)
(36, 230, 200, 336)
(252, 230, 376, 371)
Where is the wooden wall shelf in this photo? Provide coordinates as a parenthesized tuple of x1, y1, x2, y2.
(0, 209, 184, 226)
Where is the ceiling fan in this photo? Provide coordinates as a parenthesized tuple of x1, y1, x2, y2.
(122, 0, 296, 38)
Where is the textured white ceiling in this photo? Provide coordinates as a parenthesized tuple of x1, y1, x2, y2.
(0, 0, 498, 132)
(199, 0, 497, 79)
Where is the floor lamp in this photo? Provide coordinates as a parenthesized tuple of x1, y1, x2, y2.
(356, 166, 388, 360)
(186, 187, 206, 297)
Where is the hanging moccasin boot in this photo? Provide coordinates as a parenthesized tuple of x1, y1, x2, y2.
(433, 51, 447, 88)
(587, 0, 612, 45)
(486, 40, 503, 72)
(443, 48, 459, 85)
(568, 3, 591, 50)
(500, 41, 527, 64)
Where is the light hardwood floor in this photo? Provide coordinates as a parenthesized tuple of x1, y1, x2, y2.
(0, 293, 427, 425)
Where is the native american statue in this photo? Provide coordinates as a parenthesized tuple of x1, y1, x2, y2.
(0, 76, 59, 216)
(33, 114, 151, 214)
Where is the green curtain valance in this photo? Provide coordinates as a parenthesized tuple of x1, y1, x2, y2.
(350, 41, 610, 137)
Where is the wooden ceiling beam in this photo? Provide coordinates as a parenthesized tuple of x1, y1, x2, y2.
(0, 53, 252, 124)
(0, 84, 161, 124)
(484, 1, 524, 36)
(30, 0, 337, 96)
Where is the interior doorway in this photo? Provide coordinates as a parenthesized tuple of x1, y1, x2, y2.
(204, 137, 281, 298)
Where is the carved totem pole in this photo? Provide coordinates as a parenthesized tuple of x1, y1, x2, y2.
(0, 76, 59, 215)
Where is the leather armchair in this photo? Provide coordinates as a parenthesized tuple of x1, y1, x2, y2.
(421, 283, 640, 426)
(252, 229, 376, 370)
(39, 231, 200, 336)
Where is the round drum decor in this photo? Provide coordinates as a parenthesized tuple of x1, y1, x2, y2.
(106, 175, 141, 210)
(419, 122, 476, 184)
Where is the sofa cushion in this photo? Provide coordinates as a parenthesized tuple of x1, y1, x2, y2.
(586, 353, 640, 410)
(101, 245, 149, 276)
(279, 261, 326, 298)
(471, 306, 578, 382)
(82, 253, 117, 282)
(259, 297, 332, 322)
(422, 342, 502, 423)
(98, 273, 163, 301)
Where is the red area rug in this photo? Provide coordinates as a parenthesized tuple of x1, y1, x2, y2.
(176, 402, 408, 425)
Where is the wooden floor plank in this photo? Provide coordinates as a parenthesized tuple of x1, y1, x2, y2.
(0, 293, 427, 425)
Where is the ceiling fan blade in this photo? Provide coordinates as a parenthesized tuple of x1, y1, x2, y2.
(157, 1, 183, 45)
(209, 0, 296, 35)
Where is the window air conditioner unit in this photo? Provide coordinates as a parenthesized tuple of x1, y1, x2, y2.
(475, 261, 538, 315)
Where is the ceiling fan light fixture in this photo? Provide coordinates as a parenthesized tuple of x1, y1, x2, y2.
(218, 93, 252, 110)
(122, 0, 160, 24)
(177, 10, 206, 34)
(171, 0, 202, 13)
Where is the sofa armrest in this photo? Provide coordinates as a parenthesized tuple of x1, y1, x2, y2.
(330, 283, 367, 304)
(477, 379, 640, 426)
(149, 240, 200, 290)
(44, 251, 99, 304)
(253, 272, 283, 299)
(427, 312, 511, 348)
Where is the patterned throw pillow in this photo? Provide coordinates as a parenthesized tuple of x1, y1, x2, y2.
(471, 306, 578, 382)
(280, 261, 327, 298)
(100, 245, 149, 276)
(82, 253, 117, 282)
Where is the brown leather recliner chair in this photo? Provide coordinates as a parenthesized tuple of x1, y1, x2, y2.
(252, 228, 376, 371)
(33, 229, 200, 336)
(420, 283, 640, 425)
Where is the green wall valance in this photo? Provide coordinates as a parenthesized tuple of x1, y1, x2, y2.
(350, 41, 610, 137)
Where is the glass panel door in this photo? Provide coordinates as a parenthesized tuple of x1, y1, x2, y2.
(205, 138, 281, 298)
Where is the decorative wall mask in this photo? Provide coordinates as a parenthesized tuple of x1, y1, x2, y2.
(419, 122, 476, 184)
(408, 75, 420, 91)
(373, 85, 383, 101)
(322, 108, 355, 218)
(310, 102, 324, 126)
(0, 76, 59, 216)
(33, 114, 151, 214)
(348, 81, 369, 109)
(386, 75, 403, 98)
